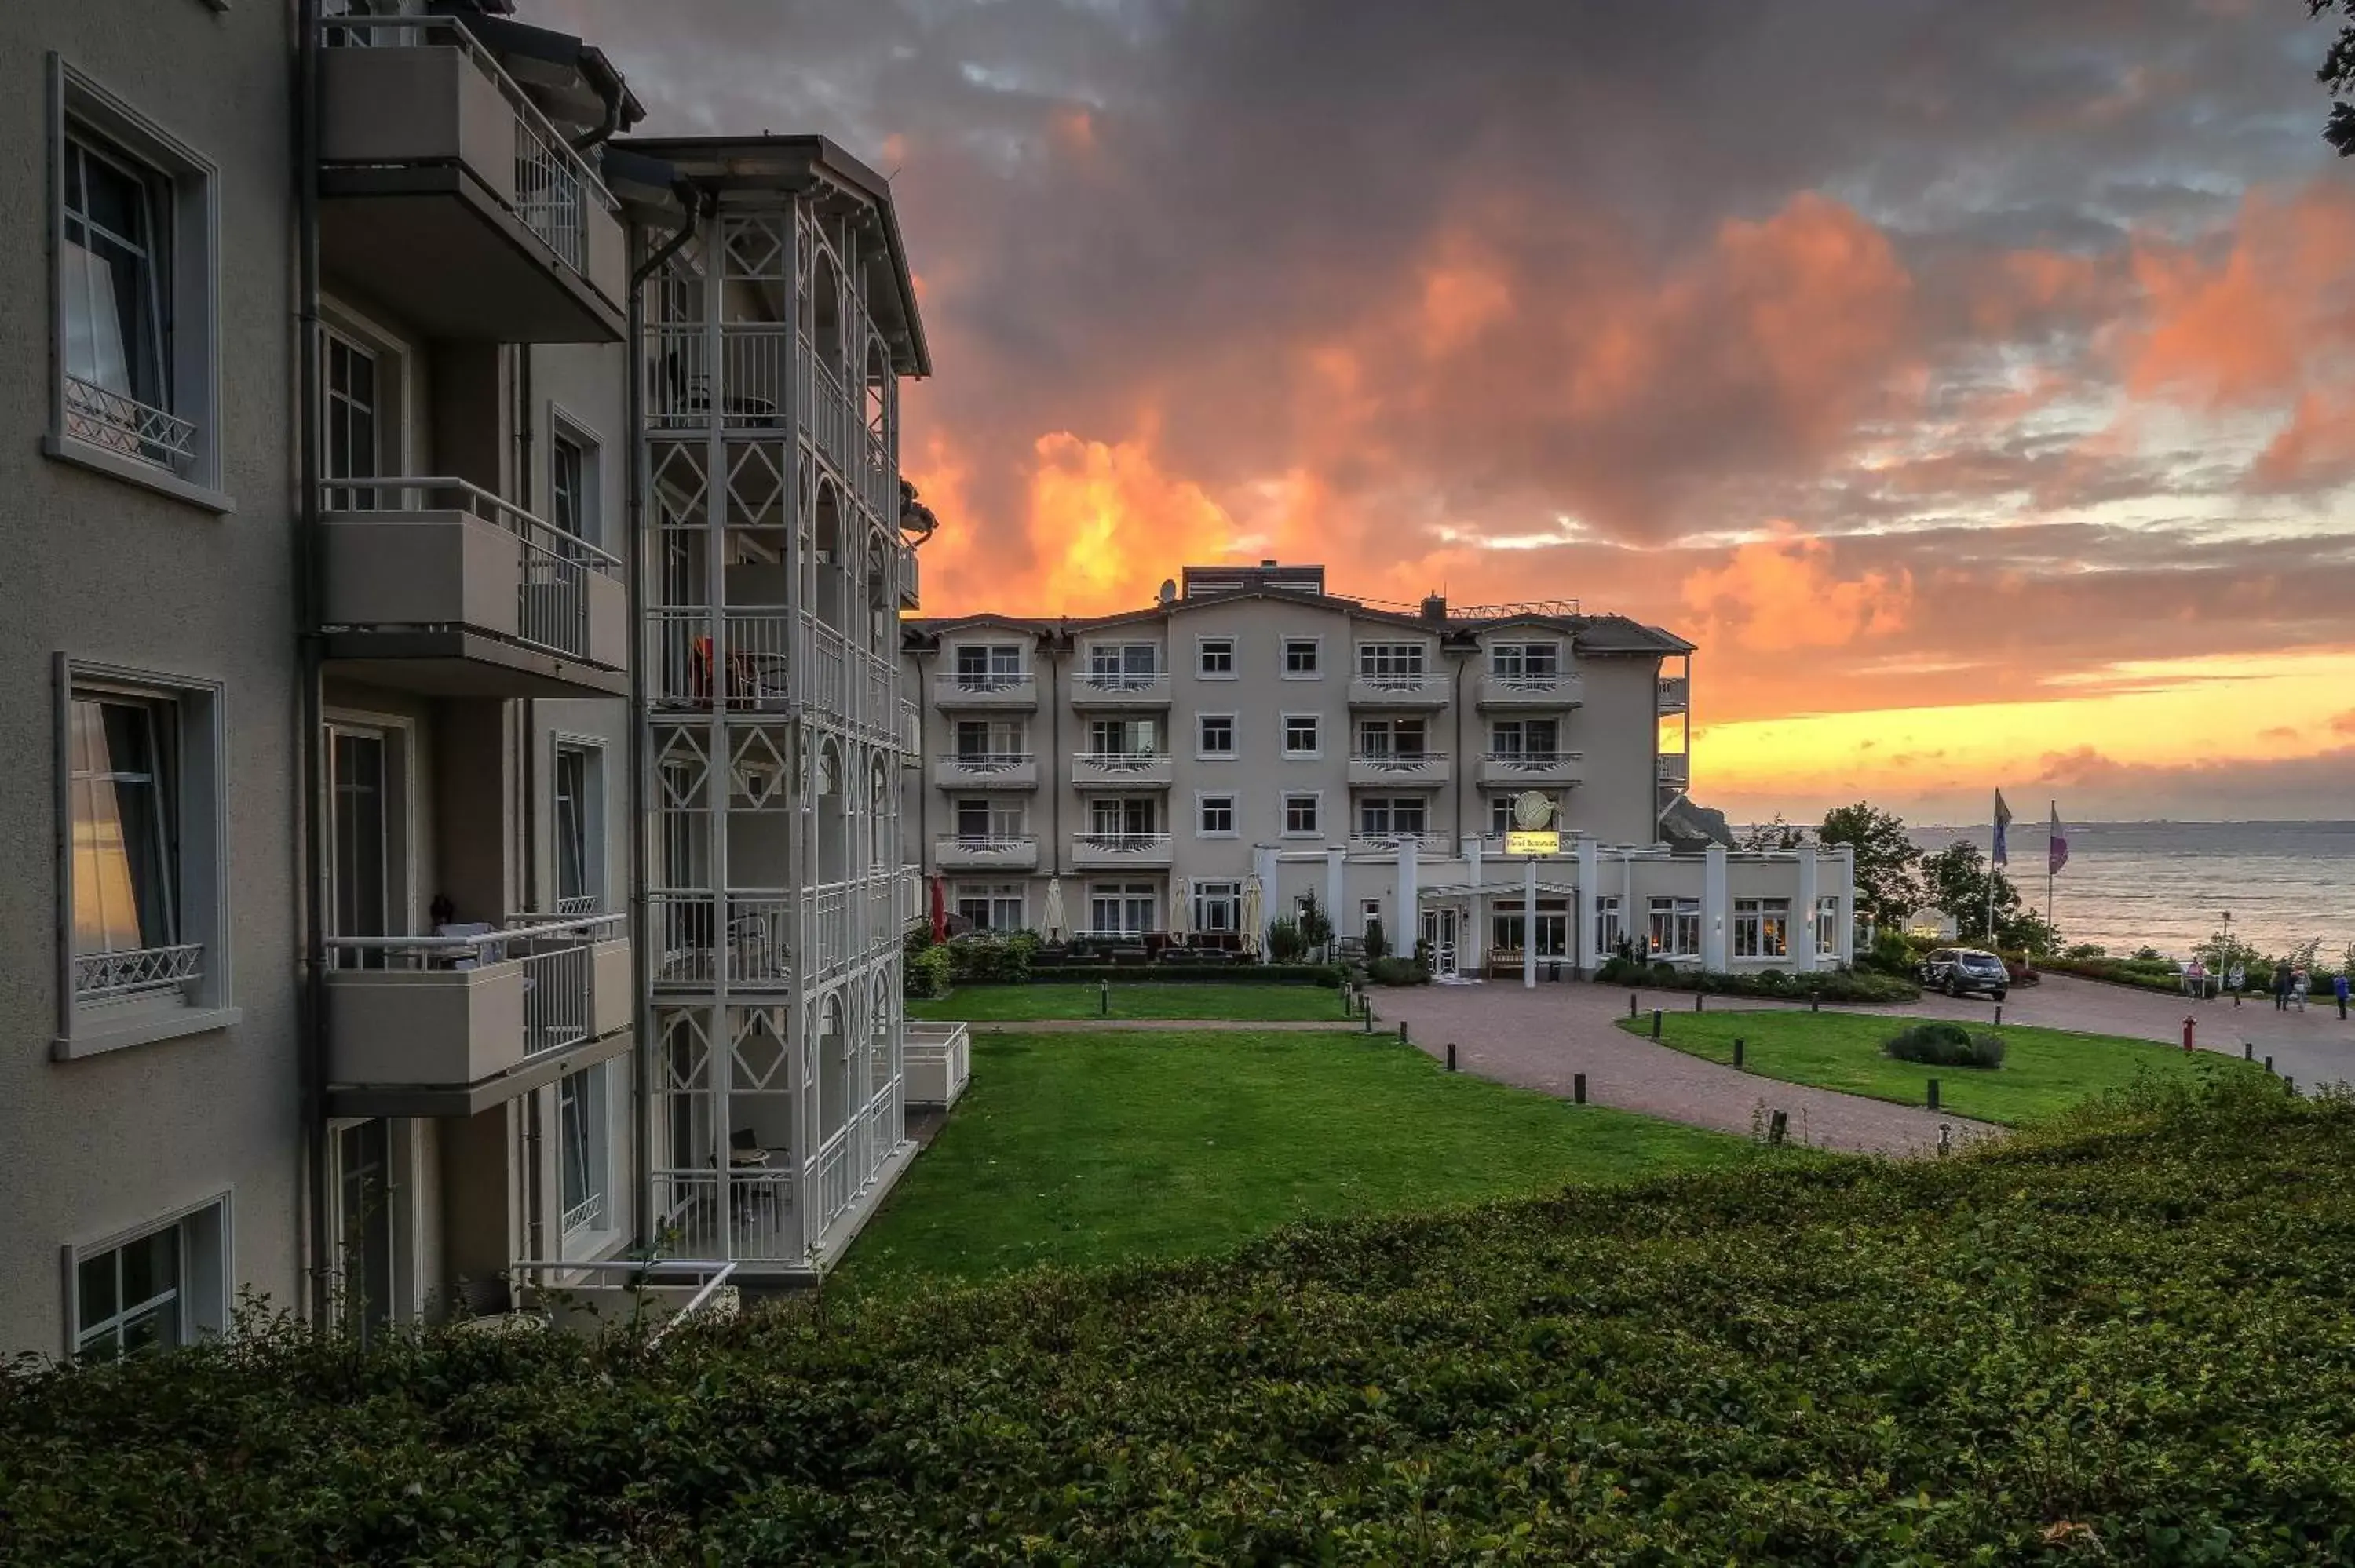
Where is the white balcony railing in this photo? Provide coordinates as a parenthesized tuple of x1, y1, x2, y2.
(72, 941, 203, 1005)
(1658, 753, 1691, 787)
(321, 478, 619, 662)
(323, 913, 623, 1058)
(647, 607, 793, 709)
(1349, 749, 1447, 772)
(931, 672, 1038, 707)
(644, 322, 790, 431)
(648, 893, 794, 987)
(1348, 833, 1451, 856)
(321, 15, 619, 281)
(63, 374, 198, 472)
(905, 1022, 972, 1110)
(809, 1124, 855, 1231)
(651, 1167, 798, 1264)
(1071, 832, 1173, 864)
(944, 751, 1033, 773)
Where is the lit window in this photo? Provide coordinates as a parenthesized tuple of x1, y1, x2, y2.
(1648, 896, 1703, 958)
(68, 694, 189, 1005)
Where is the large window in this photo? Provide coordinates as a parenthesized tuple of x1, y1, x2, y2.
(1282, 637, 1321, 676)
(69, 694, 184, 1001)
(1815, 896, 1842, 957)
(1356, 717, 1427, 759)
(1088, 797, 1158, 839)
(1356, 643, 1426, 684)
(955, 881, 1026, 931)
(51, 63, 219, 498)
(952, 644, 1023, 687)
(1198, 795, 1236, 836)
(1492, 899, 1568, 957)
(1488, 642, 1561, 681)
(1087, 643, 1159, 684)
(954, 798, 1024, 841)
(1086, 717, 1159, 758)
(1648, 896, 1703, 958)
(1283, 792, 1321, 836)
(1197, 713, 1236, 757)
(1283, 713, 1321, 757)
(1192, 880, 1241, 933)
(1594, 894, 1624, 957)
(553, 739, 603, 915)
(953, 718, 1024, 760)
(1196, 637, 1236, 677)
(1491, 719, 1561, 760)
(558, 1063, 611, 1239)
(1733, 897, 1791, 959)
(1359, 797, 1428, 837)
(71, 1198, 228, 1361)
(1088, 881, 1159, 935)
(322, 331, 379, 509)
(548, 415, 601, 546)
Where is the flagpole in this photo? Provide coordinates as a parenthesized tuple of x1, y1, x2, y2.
(1988, 790, 1998, 946)
(2046, 797, 2056, 933)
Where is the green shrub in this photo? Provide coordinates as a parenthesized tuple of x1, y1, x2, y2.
(1596, 964, 1919, 1003)
(1884, 1019, 2005, 1068)
(951, 964, 1345, 987)
(1366, 955, 1428, 986)
(944, 932, 1032, 983)
(1857, 929, 1918, 975)
(1266, 917, 1307, 964)
(904, 943, 951, 999)
(1363, 917, 1389, 962)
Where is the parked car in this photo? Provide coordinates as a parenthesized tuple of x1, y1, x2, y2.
(1916, 946, 2010, 1001)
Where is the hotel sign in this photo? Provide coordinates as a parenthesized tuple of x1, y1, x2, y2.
(1504, 830, 1560, 857)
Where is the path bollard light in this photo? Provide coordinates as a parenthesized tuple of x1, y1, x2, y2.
(1994, 1004, 2003, 1027)
(1363, 1004, 1373, 1034)
(1651, 1008, 1663, 1040)
(1574, 1072, 1587, 1104)
(1101, 980, 1110, 1017)
(2285, 1074, 2296, 1096)
(1399, 1020, 1409, 1045)
(1769, 1110, 1789, 1145)
(2266, 1056, 2274, 1074)
(1733, 1037, 1745, 1068)
(2244, 1041, 2254, 1061)
(1446, 1042, 1458, 1072)
(1630, 993, 1639, 1019)
(1695, 993, 1706, 1012)
(1810, 993, 1820, 1012)
(1927, 1078, 1941, 1112)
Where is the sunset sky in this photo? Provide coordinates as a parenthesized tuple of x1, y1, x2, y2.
(554, 0, 2355, 822)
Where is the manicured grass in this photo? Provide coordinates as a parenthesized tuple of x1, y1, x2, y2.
(907, 981, 1354, 1022)
(838, 1029, 1758, 1293)
(1623, 1008, 2267, 1125)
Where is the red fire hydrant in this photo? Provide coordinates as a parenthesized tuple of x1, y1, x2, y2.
(2182, 1016, 2196, 1053)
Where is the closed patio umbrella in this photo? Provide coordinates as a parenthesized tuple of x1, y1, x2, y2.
(929, 876, 947, 943)
(1168, 876, 1190, 943)
(1041, 877, 1068, 942)
(1240, 875, 1264, 957)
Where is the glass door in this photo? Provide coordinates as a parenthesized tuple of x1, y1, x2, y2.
(334, 1119, 396, 1346)
(328, 727, 390, 966)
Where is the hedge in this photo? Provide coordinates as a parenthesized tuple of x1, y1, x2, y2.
(7, 1077, 2355, 1560)
(951, 963, 1347, 987)
(1594, 957, 1920, 1002)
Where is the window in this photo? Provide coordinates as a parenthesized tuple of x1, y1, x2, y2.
(557, 1063, 611, 1238)
(1592, 895, 1624, 957)
(1490, 718, 1560, 760)
(333, 1118, 401, 1344)
(69, 694, 179, 988)
(1490, 793, 1561, 835)
(1815, 896, 1842, 956)
(1086, 717, 1159, 758)
(1197, 713, 1236, 757)
(952, 644, 1023, 687)
(1360, 898, 1382, 934)
(1356, 717, 1427, 760)
(1193, 880, 1241, 933)
(1357, 643, 1426, 685)
(1283, 713, 1320, 757)
(323, 330, 379, 510)
(1648, 896, 1703, 958)
(1283, 792, 1321, 836)
(1197, 637, 1236, 678)
(549, 418, 601, 546)
(1282, 637, 1321, 677)
(1087, 643, 1159, 686)
(1488, 642, 1561, 682)
(1088, 881, 1158, 935)
(955, 881, 1026, 931)
(954, 798, 1024, 841)
(49, 62, 220, 501)
(953, 718, 1024, 760)
(1491, 899, 1569, 958)
(1733, 897, 1792, 959)
(1088, 797, 1158, 838)
(1198, 795, 1236, 836)
(1359, 797, 1428, 837)
(71, 1198, 228, 1360)
(553, 740, 603, 915)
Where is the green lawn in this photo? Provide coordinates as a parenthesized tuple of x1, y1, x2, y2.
(839, 1029, 1759, 1293)
(1624, 1008, 2266, 1125)
(908, 981, 1355, 1022)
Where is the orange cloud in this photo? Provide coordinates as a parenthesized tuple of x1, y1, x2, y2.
(1022, 431, 1242, 613)
(1679, 525, 1913, 652)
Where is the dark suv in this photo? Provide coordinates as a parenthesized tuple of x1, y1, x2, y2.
(1917, 946, 2010, 1001)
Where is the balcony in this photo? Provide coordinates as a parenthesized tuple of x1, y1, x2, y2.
(1657, 676, 1689, 713)
(1070, 832, 1174, 869)
(316, 16, 625, 342)
(1478, 750, 1586, 788)
(932, 673, 1038, 710)
(1068, 671, 1171, 709)
(933, 836, 1040, 872)
(648, 884, 871, 991)
(1348, 671, 1449, 709)
(320, 479, 626, 698)
(1347, 750, 1452, 788)
(904, 1022, 972, 1110)
(324, 915, 630, 1114)
(1348, 833, 1452, 858)
(1477, 669, 1585, 709)
(1072, 750, 1174, 789)
(933, 753, 1037, 792)
(1658, 753, 1691, 789)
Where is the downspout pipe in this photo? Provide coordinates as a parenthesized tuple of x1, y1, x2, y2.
(295, 0, 331, 1331)
(569, 76, 623, 153)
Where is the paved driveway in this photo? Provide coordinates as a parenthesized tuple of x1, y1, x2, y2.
(1371, 982, 1993, 1156)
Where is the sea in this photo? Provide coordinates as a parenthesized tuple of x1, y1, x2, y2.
(1904, 821, 2355, 962)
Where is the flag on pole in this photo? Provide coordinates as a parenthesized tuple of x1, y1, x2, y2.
(1992, 790, 2013, 866)
(2049, 803, 2069, 875)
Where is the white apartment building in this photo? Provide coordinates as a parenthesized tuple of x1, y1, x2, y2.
(0, 0, 937, 1361)
(905, 563, 1854, 979)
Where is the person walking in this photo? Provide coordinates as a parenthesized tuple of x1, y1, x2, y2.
(2227, 960, 2246, 1007)
(2274, 959, 2294, 1012)
(2292, 966, 2309, 1014)
(2184, 957, 2207, 1000)
(2335, 971, 2350, 1022)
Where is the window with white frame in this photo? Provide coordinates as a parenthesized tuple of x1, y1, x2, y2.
(1730, 897, 1791, 959)
(323, 330, 380, 510)
(549, 418, 601, 547)
(1193, 880, 1241, 933)
(1815, 895, 1841, 955)
(953, 717, 1024, 760)
(1359, 797, 1428, 837)
(1648, 896, 1702, 958)
(1283, 713, 1320, 757)
(1088, 797, 1158, 838)
(1492, 898, 1569, 957)
(51, 62, 219, 495)
(70, 1197, 228, 1360)
(1196, 636, 1236, 678)
(1594, 895, 1624, 955)
(1360, 898, 1382, 935)
(1282, 637, 1321, 676)
(954, 798, 1024, 841)
(1087, 643, 1159, 684)
(1086, 717, 1159, 759)
(1488, 642, 1561, 681)
(1356, 717, 1427, 760)
(1491, 718, 1561, 760)
(1198, 794, 1236, 836)
(1283, 792, 1321, 836)
(952, 643, 1023, 687)
(1088, 881, 1158, 935)
(557, 1063, 611, 1239)
(955, 881, 1026, 931)
(1197, 713, 1236, 757)
(1356, 642, 1426, 684)
(553, 739, 603, 915)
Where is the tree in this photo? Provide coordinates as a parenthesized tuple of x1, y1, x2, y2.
(1296, 894, 1334, 959)
(1816, 803, 1921, 934)
(2313, 2, 2355, 155)
(1919, 841, 2058, 954)
(1737, 813, 1803, 851)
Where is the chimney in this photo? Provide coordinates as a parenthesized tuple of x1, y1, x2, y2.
(1260, 558, 1277, 568)
(1420, 593, 1448, 622)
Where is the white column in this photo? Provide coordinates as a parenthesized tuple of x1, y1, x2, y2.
(1703, 843, 1729, 973)
(1575, 834, 1600, 972)
(1794, 846, 1819, 970)
(1396, 837, 1419, 958)
(1522, 854, 1539, 990)
(1462, 834, 1486, 972)
(1324, 846, 1346, 953)
(1835, 844, 1857, 965)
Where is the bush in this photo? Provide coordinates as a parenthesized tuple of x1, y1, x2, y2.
(1266, 917, 1307, 964)
(1884, 1019, 2005, 1069)
(1857, 929, 1919, 975)
(1594, 960, 1919, 1003)
(904, 943, 951, 999)
(943, 932, 1034, 984)
(1366, 955, 1428, 986)
(1363, 917, 1389, 963)
(947, 964, 1345, 988)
